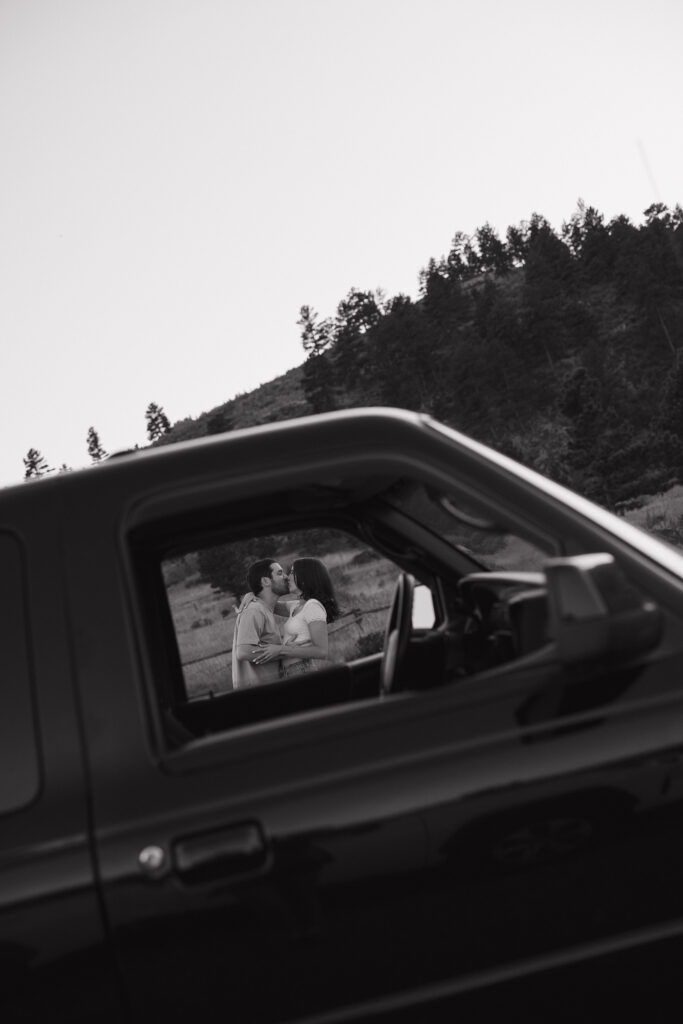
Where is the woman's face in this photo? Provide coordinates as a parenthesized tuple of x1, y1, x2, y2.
(288, 567, 301, 595)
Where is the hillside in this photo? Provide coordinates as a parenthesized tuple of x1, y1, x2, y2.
(155, 364, 309, 447)
(155, 202, 683, 515)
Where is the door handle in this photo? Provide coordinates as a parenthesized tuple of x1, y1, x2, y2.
(172, 821, 268, 884)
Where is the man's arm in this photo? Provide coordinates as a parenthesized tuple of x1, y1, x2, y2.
(234, 605, 269, 662)
(235, 643, 268, 663)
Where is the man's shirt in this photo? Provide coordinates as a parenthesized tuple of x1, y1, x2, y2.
(231, 598, 282, 688)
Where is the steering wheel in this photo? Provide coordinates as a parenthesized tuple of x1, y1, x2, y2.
(380, 572, 415, 696)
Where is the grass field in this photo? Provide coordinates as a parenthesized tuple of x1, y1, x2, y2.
(623, 485, 683, 548)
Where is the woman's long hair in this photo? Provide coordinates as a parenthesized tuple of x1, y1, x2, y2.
(291, 557, 339, 623)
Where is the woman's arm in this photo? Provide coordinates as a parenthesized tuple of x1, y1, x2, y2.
(235, 643, 268, 663)
(254, 620, 329, 664)
(305, 619, 329, 658)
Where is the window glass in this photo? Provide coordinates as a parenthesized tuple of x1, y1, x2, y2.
(163, 527, 401, 700)
(0, 533, 40, 813)
(382, 480, 552, 571)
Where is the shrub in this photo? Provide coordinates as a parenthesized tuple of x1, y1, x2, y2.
(191, 617, 213, 630)
(356, 630, 384, 658)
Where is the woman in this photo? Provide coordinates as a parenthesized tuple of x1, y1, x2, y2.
(253, 557, 338, 675)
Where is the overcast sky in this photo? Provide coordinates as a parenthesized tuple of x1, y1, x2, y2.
(1, 0, 681, 484)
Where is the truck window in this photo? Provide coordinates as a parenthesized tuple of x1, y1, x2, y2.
(163, 527, 398, 700)
(0, 533, 40, 813)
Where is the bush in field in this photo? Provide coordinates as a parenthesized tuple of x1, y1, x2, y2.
(162, 554, 199, 586)
(356, 631, 384, 658)
(644, 510, 683, 547)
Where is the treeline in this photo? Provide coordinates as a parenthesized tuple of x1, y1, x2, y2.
(27, 201, 683, 510)
(22, 402, 171, 478)
(297, 201, 683, 508)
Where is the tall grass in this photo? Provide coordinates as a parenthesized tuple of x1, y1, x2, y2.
(623, 485, 683, 549)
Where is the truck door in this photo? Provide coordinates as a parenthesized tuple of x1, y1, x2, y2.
(64, 464, 683, 1022)
(0, 499, 124, 1023)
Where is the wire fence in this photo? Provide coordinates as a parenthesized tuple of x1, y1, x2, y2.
(180, 603, 392, 668)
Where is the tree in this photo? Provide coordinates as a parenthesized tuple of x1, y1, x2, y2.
(505, 223, 529, 266)
(334, 289, 381, 350)
(524, 223, 575, 298)
(197, 535, 280, 600)
(644, 202, 673, 228)
(302, 353, 339, 413)
(86, 426, 107, 462)
(445, 233, 470, 281)
(462, 237, 482, 276)
(420, 260, 471, 328)
(145, 403, 171, 441)
(561, 200, 611, 283)
(367, 295, 456, 418)
(658, 351, 683, 451)
(561, 369, 610, 501)
(330, 288, 382, 383)
(297, 305, 333, 357)
(23, 448, 50, 479)
(475, 222, 512, 275)
(506, 415, 572, 483)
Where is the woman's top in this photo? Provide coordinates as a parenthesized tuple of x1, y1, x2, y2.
(283, 598, 327, 650)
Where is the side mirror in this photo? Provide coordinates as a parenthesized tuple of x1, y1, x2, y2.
(544, 553, 662, 664)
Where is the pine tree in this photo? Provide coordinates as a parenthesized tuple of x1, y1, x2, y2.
(23, 448, 50, 479)
(86, 426, 107, 462)
(145, 403, 171, 441)
(297, 305, 333, 357)
(302, 353, 339, 413)
(475, 222, 512, 275)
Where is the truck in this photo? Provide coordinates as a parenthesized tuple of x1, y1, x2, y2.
(4, 407, 683, 1022)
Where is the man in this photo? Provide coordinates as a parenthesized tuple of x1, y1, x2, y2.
(231, 557, 289, 688)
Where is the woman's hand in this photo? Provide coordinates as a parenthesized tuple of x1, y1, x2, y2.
(252, 643, 282, 665)
(234, 591, 256, 614)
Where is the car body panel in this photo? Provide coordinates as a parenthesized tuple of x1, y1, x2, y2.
(0, 487, 125, 1022)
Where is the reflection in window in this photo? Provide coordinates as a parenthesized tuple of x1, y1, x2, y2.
(383, 480, 552, 572)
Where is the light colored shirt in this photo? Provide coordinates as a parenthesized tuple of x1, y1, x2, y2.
(283, 598, 327, 647)
(232, 599, 282, 689)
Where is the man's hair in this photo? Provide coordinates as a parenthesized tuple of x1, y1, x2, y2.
(291, 557, 339, 622)
(246, 557, 277, 596)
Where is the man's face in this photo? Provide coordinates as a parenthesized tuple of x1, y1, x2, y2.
(269, 562, 289, 596)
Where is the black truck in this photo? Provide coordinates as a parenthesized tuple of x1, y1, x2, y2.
(4, 408, 683, 1022)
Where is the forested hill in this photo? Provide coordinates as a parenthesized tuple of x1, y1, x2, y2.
(158, 201, 683, 511)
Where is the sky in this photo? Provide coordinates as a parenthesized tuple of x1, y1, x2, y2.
(1, 0, 682, 484)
